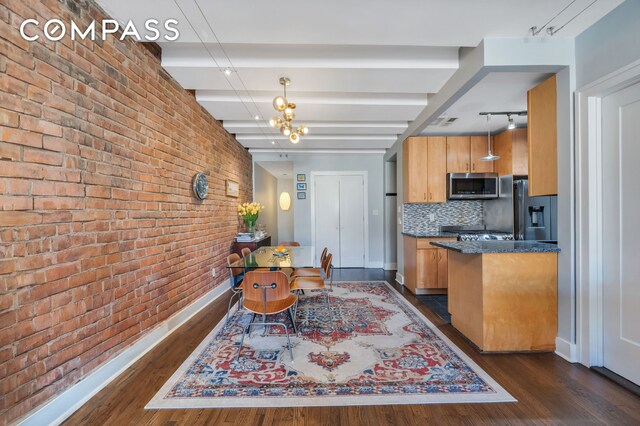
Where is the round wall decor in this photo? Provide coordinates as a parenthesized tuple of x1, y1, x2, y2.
(192, 173, 209, 200)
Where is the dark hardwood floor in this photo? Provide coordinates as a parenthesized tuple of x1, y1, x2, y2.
(64, 269, 640, 425)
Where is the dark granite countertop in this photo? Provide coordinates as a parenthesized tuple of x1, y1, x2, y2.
(402, 231, 458, 239)
(430, 240, 561, 253)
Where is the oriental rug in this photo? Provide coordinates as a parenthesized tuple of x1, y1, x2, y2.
(146, 281, 515, 408)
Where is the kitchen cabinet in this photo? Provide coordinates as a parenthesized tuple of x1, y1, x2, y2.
(446, 249, 558, 352)
(403, 236, 455, 294)
(446, 136, 470, 173)
(470, 136, 495, 173)
(494, 128, 528, 176)
(528, 74, 557, 196)
(447, 136, 494, 173)
(402, 136, 446, 203)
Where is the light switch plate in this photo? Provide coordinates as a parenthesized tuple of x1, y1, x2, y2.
(429, 213, 435, 222)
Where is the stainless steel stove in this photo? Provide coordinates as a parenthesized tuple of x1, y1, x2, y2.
(441, 226, 514, 241)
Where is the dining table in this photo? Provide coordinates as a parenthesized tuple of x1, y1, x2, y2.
(227, 246, 316, 270)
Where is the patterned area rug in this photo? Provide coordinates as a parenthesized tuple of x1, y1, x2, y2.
(146, 281, 515, 408)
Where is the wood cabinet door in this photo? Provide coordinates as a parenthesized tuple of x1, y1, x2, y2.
(416, 249, 438, 289)
(402, 137, 429, 203)
(528, 75, 557, 196)
(446, 136, 470, 173)
(470, 136, 494, 173)
(511, 128, 529, 176)
(426, 136, 446, 202)
(493, 131, 512, 176)
(437, 249, 448, 288)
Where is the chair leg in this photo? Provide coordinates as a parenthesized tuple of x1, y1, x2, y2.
(236, 324, 249, 361)
(278, 323, 294, 360)
(225, 291, 239, 327)
(248, 313, 257, 337)
(287, 307, 298, 336)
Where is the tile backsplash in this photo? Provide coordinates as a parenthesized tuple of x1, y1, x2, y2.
(403, 201, 483, 234)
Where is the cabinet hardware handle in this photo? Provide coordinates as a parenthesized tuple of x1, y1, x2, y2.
(466, 162, 469, 171)
(472, 163, 475, 171)
(429, 192, 432, 200)
(424, 193, 426, 200)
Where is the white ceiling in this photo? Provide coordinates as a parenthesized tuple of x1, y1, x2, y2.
(256, 161, 293, 179)
(420, 71, 553, 135)
(98, 0, 624, 151)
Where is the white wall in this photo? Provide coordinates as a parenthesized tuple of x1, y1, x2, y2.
(575, 0, 640, 87)
(252, 152, 385, 267)
(253, 164, 278, 238)
(276, 178, 295, 244)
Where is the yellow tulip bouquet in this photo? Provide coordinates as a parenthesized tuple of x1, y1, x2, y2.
(237, 202, 264, 233)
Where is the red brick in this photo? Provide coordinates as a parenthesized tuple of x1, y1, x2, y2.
(34, 197, 84, 210)
(20, 116, 63, 137)
(0, 141, 21, 160)
(5, 178, 30, 195)
(0, 126, 43, 148)
(85, 186, 111, 198)
(0, 195, 33, 210)
(0, 108, 19, 127)
(45, 263, 80, 282)
(23, 148, 64, 166)
(0, 211, 42, 226)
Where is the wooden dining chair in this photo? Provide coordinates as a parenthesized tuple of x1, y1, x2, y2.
(236, 271, 297, 360)
(292, 247, 328, 278)
(291, 253, 333, 312)
(225, 253, 245, 326)
(241, 247, 251, 258)
(279, 241, 300, 247)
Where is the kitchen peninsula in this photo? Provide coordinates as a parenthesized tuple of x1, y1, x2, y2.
(431, 240, 560, 352)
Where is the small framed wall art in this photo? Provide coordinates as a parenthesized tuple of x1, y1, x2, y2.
(225, 179, 239, 198)
(296, 183, 307, 191)
(297, 192, 306, 200)
(296, 173, 306, 182)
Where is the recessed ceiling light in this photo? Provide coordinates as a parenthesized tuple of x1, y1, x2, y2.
(271, 141, 275, 145)
(254, 115, 260, 120)
(222, 68, 233, 76)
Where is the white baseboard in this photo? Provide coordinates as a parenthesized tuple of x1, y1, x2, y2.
(366, 261, 384, 269)
(18, 283, 229, 426)
(555, 336, 578, 363)
(395, 272, 404, 285)
(383, 262, 397, 271)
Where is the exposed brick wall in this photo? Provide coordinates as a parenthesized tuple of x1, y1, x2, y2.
(0, 0, 253, 422)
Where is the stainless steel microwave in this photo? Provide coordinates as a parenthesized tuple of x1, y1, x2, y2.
(447, 173, 499, 200)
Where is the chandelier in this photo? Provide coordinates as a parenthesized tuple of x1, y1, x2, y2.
(269, 77, 308, 144)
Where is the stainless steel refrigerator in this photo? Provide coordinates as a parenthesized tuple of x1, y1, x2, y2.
(484, 176, 557, 242)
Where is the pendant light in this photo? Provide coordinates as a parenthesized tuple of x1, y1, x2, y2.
(479, 114, 500, 162)
(269, 77, 308, 144)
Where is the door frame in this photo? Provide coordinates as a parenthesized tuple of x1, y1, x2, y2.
(575, 59, 640, 367)
(310, 171, 369, 268)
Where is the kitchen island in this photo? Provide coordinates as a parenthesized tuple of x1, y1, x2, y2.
(431, 240, 560, 352)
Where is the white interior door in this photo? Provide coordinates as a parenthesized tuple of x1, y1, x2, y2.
(602, 81, 640, 385)
(314, 175, 341, 267)
(338, 175, 365, 267)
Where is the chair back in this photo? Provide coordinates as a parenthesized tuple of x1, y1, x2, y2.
(242, 271, 292, 314)
(320, 247, 328, 265)
(241, 247, 251, 257)
(279, 241, 300, 247)
(227, 253, 243, 286)
(323, 253, 333, 279)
